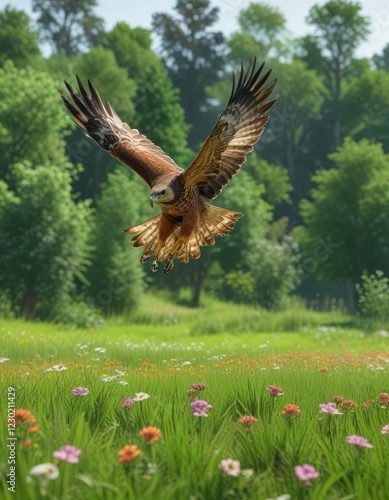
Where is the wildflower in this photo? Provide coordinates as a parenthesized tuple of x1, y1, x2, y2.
(332, 396, 344, 404)
(139, 426, 162, 444)
(72, 387, 89, 396)
(381, 424, 389, 434)
(23, 439, 32, 448)
(294, 464, 319, 485)
(27, 463, 59, 486)
(191, 383, 208, 391)
(118, 445, 142, 463)
(122, 398, 134, 408)
(0, 357, 9, 363)
(238, 416, 258, 428)
(220, 458, 241, 477)
(183, 361, 191, 366)
(44, 364, 67, 372)
(265, 495, 291, 500)
(53, 445, 82, 464)
(241, 469, 254, 478)
(14, 409, 36, 425)
(118, 381, 128, 385)
(28, 425, 40, 433)
(187, 388, 198, 399)
(378, 393, 389, 407)
(319, 403, 343, 415)
(339, 399, 357, 410)
(346, 435, 373, 448)
(190, 400, 213, 417)
(267, 385, 284, 397)
(94, 347, 106, 353)
(133, 392, 150, 401)
(147, 463, 157, 474)
(281, 404, 301, 417)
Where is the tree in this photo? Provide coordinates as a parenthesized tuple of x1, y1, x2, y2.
(295, 138, 389, 309)
(299, 0, 369, 147)
(0, 6, 42, 68)
(133, 64, 192, 167)
(64, 46, 136, 200)
(0, 61, 70, 180)
(87, 170, 147, 313)
(373, 43, 389, 71)
(0, 162, 93, 319)
(152, 0, 226, 148)
(103, 23, 159, 79)
(228, 2, 290, 64)
(32, 0, 104, 56)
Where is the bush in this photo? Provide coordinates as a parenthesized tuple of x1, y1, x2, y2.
(0, 291, 15, 319)
(355, 271, 389, 321)
(50, 300, 105, 330)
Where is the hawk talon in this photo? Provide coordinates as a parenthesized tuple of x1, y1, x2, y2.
(164, 259, 175, 274)
(151, 260, 159, 272)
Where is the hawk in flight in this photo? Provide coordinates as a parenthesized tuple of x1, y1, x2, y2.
(61, 60, 276, 273)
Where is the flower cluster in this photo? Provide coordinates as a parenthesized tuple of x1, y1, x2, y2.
(294, 464, 319, 485)
(238, 416, 258, 428)
(378, 393, 389, 408)
(346, 435, 373, 448)
(267, 385, 284, 397)
(187, 382, 208, 400)
(281, 404, 301, 417)
(319, 403, 343, 415)
(53, 445, 82, 464)
(118, 445, 142, 463)
(190, 400, 213, 417)
(72, 387, 89, 396)
(139, 426, 162, 445)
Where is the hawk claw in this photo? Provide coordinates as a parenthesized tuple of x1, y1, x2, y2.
(164, 257, 175, 274)
(151, 260, 158, 272)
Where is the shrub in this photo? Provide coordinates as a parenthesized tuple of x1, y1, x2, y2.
(355, 271, 389, 321)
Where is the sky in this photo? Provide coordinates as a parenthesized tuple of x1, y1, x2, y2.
(14, 0, 389, 58)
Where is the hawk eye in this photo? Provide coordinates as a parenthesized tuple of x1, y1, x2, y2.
(161, 190, 166, 195)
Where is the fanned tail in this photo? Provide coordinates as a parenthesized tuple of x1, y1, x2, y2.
(123, 214, 161, 263)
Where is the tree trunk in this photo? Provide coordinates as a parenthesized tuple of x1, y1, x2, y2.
(22, 284, 36, 320)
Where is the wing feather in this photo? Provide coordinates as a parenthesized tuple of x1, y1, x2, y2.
(182, 59, 277, 199)
(61, 76, 183, 189)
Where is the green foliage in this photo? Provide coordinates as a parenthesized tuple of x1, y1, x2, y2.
(373, 43, 389, 71)
(87, 170, 147, 313)
(104, 23, 159, 79)
(229, 2, 290, 63)
(50, 299, 105, 329)
(355, 271, 389, 321)
(0, 162, 93, 319)
(296, 139, 389, 289)
(32, 0, 104, 56)
(152, 0, 225, 147)
(0, 6, 42, 68)
(0, 62, 70, 177)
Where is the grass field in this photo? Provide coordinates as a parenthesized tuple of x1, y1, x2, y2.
(1, 298, 388, 499)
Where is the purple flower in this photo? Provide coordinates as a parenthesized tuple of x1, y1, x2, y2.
(72, 387, 89, 396)
(346, 435, 373, 448)
(190, 400, 213, 417)
(122, 398, 133, 408)
(53, 445, 82, 463)
(319, 403, 343, 415)
(294, 464, 319, 484)
(220, 458, 240, 477)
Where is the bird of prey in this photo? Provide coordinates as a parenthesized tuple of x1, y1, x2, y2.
(60, 60, 277, 273)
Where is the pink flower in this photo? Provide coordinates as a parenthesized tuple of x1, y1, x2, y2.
(53, 445, 82, 463)
(319, 403, 343, 415)
(220, 459, 240, 477)
(190, 400, 212, 417)
(238, 416, 258, 428)
(294, 464, 319, 484)
(381, 424, 389, 435)
(122, 398, 133, 408)
(191, 383, 208, 391)
(266, 385, 284, 397)
(346, 435, 373, 448)
(72, 387, 89, 396)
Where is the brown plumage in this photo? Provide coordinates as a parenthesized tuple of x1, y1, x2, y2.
(60, 59, 277, 273)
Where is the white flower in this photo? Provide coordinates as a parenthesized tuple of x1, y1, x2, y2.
(241, 469, 254, 478)
(183, 361, 191, 366)
(133, 392, 150, 401)
(94, 347, 106, 353)
(27, 463, 59, 486)
(266, 495, 291, 500)
(0, 357, 9, 363)
(44, 364, 67, 372)
(118, 381, 128, 385)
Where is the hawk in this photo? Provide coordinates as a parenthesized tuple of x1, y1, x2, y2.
(61, 60, 276, 273)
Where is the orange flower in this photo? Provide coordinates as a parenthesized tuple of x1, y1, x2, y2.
(281, 404, 301, 417)
(14, 409, 36, 425)
(378, 393, 389, 406)
(28, 425, 40, 433)
(339, 399, 357, 410)
(238, 416, 258, 428)
(139, 426, 162, 444)
(332, 396, 344, 405)
(118, 445, 142, 463)
(23, 439, 32, 448)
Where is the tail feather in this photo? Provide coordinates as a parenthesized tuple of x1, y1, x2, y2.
(123, 214, 161, 261)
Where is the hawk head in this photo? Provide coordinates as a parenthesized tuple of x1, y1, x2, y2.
(150, 184, 175, 207)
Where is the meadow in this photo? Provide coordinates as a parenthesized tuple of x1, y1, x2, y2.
(0, 297, 388, 500)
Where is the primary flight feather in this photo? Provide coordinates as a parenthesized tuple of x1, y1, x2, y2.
(60, 59, 277, 273)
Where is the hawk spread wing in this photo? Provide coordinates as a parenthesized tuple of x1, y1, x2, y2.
(182, 60, 276, 199)
(60, 76, 183, 189)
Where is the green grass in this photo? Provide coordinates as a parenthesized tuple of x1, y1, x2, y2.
(0, 301, 388, 499)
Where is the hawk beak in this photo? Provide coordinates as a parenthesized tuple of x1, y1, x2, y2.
(150, 195, 156, 207)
